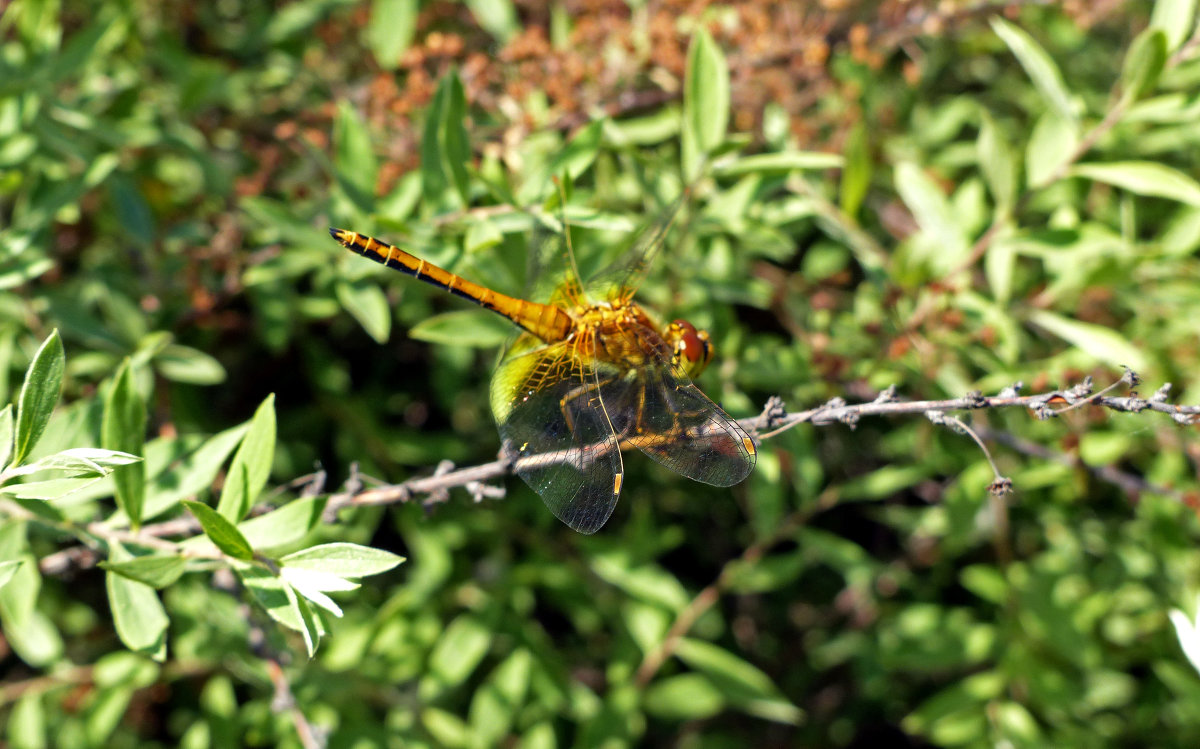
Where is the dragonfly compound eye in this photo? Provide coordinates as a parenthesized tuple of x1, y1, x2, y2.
(667, 319, 714, 378)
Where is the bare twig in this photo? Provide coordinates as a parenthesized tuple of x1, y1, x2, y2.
(21, 373, 1200, 576)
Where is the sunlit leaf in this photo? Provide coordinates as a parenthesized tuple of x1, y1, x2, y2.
(183, 500, 254, 560)
(102, 359, 146, 528)
(13, 330, 64, 466)
(991, 17, 1078, 124)
(682, 27, 730, 178)
(1070, 161, 1200, 206)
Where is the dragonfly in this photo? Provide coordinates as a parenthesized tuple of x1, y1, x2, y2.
(329, 194, 756, 533)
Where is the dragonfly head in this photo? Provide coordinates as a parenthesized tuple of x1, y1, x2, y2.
(665, 319, 713, 379)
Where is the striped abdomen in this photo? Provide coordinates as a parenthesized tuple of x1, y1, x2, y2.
(329, 228, 571, 343)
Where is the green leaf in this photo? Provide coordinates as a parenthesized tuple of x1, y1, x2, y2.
(237, 564, 321, 657)
(985, 239, 1016, 305)
(237, 496, 328, 549)
(422, 707, 470, 748)
(335, 278, 392, 343)
(643, 673, 725, 720)
(102, 360, 146, 529)
(0, 559, 22, 590)
(105, 542, 168, 660)
(100, 554, 187, 589)
(141, 423, 248, 520)
(9, 692, 45, 749)
(1025, 111, 1079, 189)
(1026, 310, 1149, 371)
(591, 553, 690, 611)
(183, 500, 254, 560)
(990, 17, 1077, 124)
(464, 217, 504, 254)
(216, 394, 276, 521)
(839, 122, 871, 218)
(469, 648, 532, 746)
(154, 344, 226, 385)
(682, 27, 730, 178)
(1070, 161, 1200, 206)
(978, 110, 1016, 212)
(13, 330, 65, 466)
(420, 614, 492, 698)
(1120, 28, 1169, 103)
(409, 309, 514, 347)
(0, 404, 13, 470)
(280, 542, 405, 578)
(673, 638, 803, 724)
(465, 0, 518, 43)
(422, 70, 471, 213)
(0, 477, 104, 500)
(1150, 0, 1198, 51)
(895, 162, 969, 264)
(367, 0, 419, 69)
(334, 100, 379, 212)
(714, 151, 844, 177)
(546, 119, 605, 183)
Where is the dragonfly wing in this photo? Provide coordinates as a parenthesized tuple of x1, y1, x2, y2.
(491, 334, 624, 534)
(582, 188, 689, 300)
(600, 326, 756, 487)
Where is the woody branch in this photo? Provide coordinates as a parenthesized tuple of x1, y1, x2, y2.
(30, 369, 1200, 576)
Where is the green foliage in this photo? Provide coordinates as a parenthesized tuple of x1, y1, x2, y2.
(4, 1, 1200, 747)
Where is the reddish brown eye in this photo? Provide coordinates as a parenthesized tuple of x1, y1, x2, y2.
(667, 319, 713, 378)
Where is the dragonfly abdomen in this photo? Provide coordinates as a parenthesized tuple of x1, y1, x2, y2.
(329, 227, 572, 342)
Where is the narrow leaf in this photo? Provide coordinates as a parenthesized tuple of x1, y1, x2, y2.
(1070, 161, 1200, 206)
(895, 162, 969, 260)
(237, 496, 328, 549)
(839, 122, 871, 218)
(334, 101, 379, 212)
(102, 360, 147, 528)
(142, 422, 248, 520)
(0, 477, 104, 500)
(216, 394, 276, 521)
(682, 27, 730, 178)
(99, 554, 187, 589)
(1120, 28, 1169, 103)
(335, 279, 392, 343)
(1025, 111, 1079, 189)
(367, 0, 419, 69)
(714, 151, 844, 177)
(1027, 310, 1149, 370)
(183, 500, 254, 560)
(546, 119, 605, 183)
(0, 404, 13, 470)
(674, 638, 803, 724)
(421, 71, 471, 213)
(643, 673, 725, 720)
(1150, 0, 1198, 51)
(280, 542, 405, 578)
(409, 309, 514, 348)
(238, 565, 321, 656)
(990, 17, 1077, 124)
(105, 543, 169, 660)
(978, 110, 1016, 211)
(154, 344, 226, 385)
(13, 330, 65, 466)
(0, 559, 22, 590)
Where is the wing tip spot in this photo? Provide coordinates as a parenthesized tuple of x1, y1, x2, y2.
(613, 472, 623, 496)
(743, 436, 756, 456)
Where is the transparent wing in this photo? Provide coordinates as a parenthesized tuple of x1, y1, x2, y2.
(490, 333, 623, 534)
(524, 211, 586, 308)
(582, 188, 690, 301)
(598, 325, 756, 487)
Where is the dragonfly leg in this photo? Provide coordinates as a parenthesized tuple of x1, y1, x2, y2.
(558, 380, 604, 435)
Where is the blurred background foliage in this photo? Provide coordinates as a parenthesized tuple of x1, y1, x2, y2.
(5, 0, 1200, 746)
